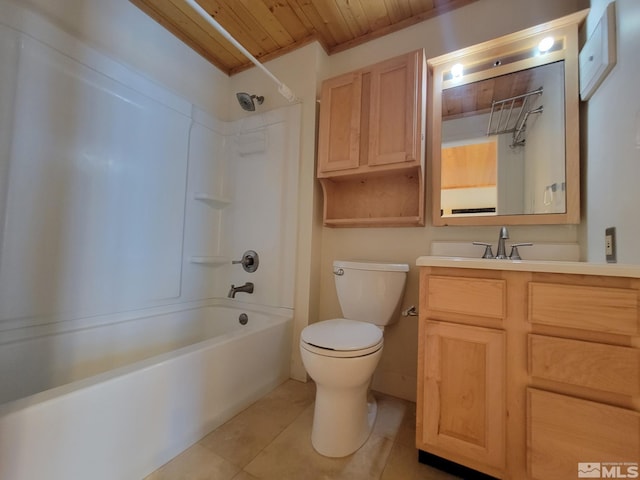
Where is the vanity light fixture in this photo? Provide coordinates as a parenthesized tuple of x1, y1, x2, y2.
(451, 63, 464, 79)
(538, 36, 555, 54)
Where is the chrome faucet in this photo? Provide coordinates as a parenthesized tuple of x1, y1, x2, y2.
(473, 227, 534, 259)
(495, 226, 509, 259)
(228, 282, 254, 298)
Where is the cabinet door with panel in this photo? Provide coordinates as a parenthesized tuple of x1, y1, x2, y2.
(317, 72, 362, 174)
(368, 50, 423, 167)
(418, 320, 506, 477)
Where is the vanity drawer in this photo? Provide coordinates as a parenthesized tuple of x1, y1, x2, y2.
(528, 388, 640, 480)
(528, 334, 640, 396)
(528, 282, 639, 334)
(426, 276, 506, 320)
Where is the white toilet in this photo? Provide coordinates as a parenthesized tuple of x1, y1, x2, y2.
(300, 260, 409, 457)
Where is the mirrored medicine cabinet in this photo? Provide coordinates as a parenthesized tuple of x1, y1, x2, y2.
(428, 10, 588, 226)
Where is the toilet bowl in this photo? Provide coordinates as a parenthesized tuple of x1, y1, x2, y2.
(300, 260, 408, 457)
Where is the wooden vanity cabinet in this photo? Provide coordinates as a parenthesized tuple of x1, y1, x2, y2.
(417, 266, 640, 480)
(317, 50, 425, 227)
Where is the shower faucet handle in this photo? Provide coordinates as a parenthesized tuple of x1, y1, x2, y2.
(232, 250, 259, 273)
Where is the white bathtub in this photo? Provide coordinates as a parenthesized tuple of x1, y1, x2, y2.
(0, 303, 293, 480)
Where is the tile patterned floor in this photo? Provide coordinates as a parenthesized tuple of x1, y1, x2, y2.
(145, 379, 460, 480)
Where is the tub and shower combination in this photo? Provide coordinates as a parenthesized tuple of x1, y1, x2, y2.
(0, 3, 301, 479)
(0, 303, 292, 480)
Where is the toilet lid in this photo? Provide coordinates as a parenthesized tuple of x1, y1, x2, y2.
(301, 319, 383, 351)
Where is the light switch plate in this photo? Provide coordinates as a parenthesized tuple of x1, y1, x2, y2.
(579, 2, 617, 101)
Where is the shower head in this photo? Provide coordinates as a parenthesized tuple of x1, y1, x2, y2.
(236, 92, 264, 111)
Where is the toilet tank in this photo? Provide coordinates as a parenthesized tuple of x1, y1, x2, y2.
(333, 260, 409, 326)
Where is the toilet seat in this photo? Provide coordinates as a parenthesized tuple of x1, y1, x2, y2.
(300, 319, 383, 358)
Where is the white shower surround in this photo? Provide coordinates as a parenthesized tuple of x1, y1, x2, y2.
(0, 0, 300, 329)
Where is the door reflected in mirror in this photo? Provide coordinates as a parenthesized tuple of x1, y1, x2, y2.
(440, 61, 566, 218)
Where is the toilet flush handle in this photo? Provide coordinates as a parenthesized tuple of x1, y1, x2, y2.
(402, 306, 418, 317)
(333, 268, 344, 276)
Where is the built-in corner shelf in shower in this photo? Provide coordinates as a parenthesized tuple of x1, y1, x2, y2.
(193, 192, 231, 209)
(189, 256, 229, 266)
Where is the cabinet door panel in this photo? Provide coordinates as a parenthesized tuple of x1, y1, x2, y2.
(368, 51, 422, 166)
(528, 388, 640, 480)
(317, 72, 362, 174)
(421, 321, 505, 471)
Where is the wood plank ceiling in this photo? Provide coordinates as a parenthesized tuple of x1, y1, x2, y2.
(131, 0, 479, 75)
(442, 69, 536, 120)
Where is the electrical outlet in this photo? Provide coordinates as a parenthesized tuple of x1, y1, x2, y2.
(605, 227, 617, 263)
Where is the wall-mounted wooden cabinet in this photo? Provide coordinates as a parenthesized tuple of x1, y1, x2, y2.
(317, 50, 426, 227)
(417, 267, 640, 480)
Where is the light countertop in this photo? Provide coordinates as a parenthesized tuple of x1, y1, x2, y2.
(416, 256, 640, 278)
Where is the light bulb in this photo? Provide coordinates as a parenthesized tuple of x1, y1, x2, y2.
(538, 36, 554, 53)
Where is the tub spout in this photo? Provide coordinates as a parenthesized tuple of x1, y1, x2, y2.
(228, 282, 254, 298)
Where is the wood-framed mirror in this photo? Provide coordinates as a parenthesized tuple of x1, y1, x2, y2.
(429, 10, 588, 226)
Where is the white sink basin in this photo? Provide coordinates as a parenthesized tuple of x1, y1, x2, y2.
(430, 241, 580, 262)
